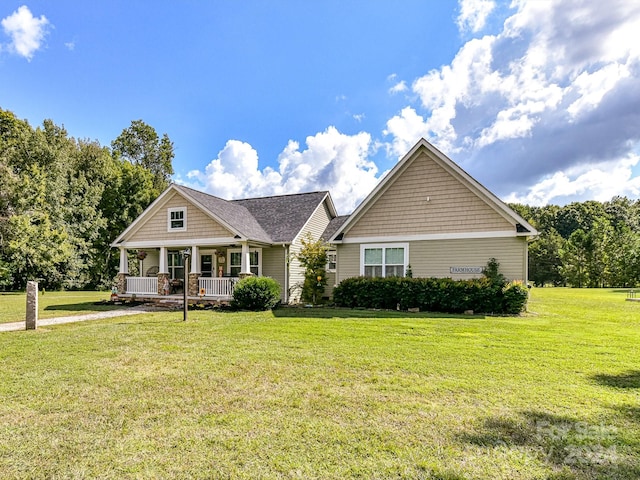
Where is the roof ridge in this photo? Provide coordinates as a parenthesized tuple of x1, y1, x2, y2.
(232, 190, 328, 202)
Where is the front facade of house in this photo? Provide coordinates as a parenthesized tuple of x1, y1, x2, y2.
(112, 186, 336, 303)
(112, 139, 537, 303)
(328, 139, 536, 284)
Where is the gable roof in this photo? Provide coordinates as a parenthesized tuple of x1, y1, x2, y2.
(330, 138, 537, 241)
(234, 191, 336, 243)
(111, 184, 336, 246)
(176, 185, 271, 242)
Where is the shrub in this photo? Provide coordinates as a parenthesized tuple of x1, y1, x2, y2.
(333, 275, 528, 315)
(231, 276, 281, 311)
(501, 281, 529, 314)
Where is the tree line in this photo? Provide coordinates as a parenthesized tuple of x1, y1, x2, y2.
(2, 108, 639, 291)
(0, 108, 174, 290)
(510, 199, 640, 287)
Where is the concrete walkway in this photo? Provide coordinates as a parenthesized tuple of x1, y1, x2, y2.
(0, 306, 154, 332)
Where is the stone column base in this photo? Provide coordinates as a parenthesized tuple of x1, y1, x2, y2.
(238, 272, 255, 279)
(157, 273, 170, 295)
(189, 273, 201, 297)
(116, 273, 129, 295)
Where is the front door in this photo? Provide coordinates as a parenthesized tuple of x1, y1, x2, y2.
(200, 254, 213, 277)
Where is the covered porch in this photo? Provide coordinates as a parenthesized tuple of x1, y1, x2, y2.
(115, 241, 266, 300)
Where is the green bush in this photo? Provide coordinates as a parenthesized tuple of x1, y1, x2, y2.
(332, 276, 528, 315)
(231, 276, 281, 311)
(501, 281, 529, 314)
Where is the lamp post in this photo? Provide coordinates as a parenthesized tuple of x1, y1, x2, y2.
(182, 248, 191, 322)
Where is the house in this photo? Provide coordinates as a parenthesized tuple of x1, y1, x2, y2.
(112, 138, 537, 303)
(327, 139, 537, 284)
(111, 186, 337, 303)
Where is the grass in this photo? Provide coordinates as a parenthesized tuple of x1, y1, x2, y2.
(0, 288, 639, 479)
(0, 290, 122, 324)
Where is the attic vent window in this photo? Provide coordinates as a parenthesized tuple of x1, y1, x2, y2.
(168, 207, 187, 231)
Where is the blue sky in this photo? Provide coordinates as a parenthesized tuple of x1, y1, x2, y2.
(2, 1, 640, 214)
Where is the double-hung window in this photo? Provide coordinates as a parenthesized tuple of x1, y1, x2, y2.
(361, 243, 408, 278)
(168, 207, 187, 231)
(228, 249, 260, 276)
(326, 250, 337, 272)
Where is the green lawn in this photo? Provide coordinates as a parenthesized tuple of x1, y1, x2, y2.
(0, 288, 638, 479)
(0, 290, 121, 324)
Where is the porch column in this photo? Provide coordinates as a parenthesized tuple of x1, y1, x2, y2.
(188, 245, 201, 296)
(159, 246, 167, 273)
(191, 245, 199, 273)
(117, 247, 129, 294)
(157, 246, 169, 295)
(119, 247, 129, 274)
(240, 241, 252, 276)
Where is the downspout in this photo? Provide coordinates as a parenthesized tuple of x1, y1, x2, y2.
(283, 244, 289, 304)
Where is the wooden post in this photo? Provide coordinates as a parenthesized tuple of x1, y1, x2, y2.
(26, 281, 38, 330)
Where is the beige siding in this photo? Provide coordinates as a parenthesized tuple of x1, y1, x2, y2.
(289, 200, 334, 303)
(409, 237, 528, 281)
(336, 237, 528, 283)
(335, 243, 361, 284)
(346, 151, 513, 238)
(128, 191, 233, 242)
(262, 247, 287, 302)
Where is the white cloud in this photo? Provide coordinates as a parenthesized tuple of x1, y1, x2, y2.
(504, 154, 640, 206)
(1, 5, 50, 60)
(384, 0, 640, 205)
(457, 0, 495, 33)
(389, 80, 407, 94)
(384, 107, 431, 157)
(187, 127, 378, 214)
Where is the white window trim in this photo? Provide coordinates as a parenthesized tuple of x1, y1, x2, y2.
(167, 207, 187, 232)
(227, 247, 262, 276)
(360, 243, 409, 277)
(326, 250, 337, 273)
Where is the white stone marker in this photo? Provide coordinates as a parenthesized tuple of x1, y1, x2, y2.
(26, 281, 38, 330)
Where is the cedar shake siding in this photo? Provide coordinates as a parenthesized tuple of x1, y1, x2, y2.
(127, 191, 234, 243)
(345, 151, 513, 238)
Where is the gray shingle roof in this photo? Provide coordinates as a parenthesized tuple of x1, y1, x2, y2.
(234, 191, 330, 243)
(321, 215, 349, 241)
(175, 186, 331, 243)
(174, 185, 271, 242)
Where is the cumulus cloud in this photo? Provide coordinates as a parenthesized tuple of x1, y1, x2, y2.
(187, 127, 378, 214)
(1, 5, 50, 60)
(504, 154, 640, 206)
(457, 0, 495, 33)
(385, 0, 640, 205)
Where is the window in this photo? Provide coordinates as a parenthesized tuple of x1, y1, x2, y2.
(326, 250, 337, 272)
(361, 243, 408, 278)
(168, 207, 186, 231)
(228, 249, 260, 276)
(168, 250, 184, 280)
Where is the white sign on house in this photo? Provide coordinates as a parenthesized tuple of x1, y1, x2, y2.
(450, 266, 484, 274)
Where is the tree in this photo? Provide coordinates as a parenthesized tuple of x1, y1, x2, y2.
(560, 229, 589, 287)
(528, 229, 564, 286)
(111, 120, 174, 192)
(296, 233, 328, 304)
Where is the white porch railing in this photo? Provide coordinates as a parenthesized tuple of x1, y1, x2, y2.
(127, 277, 158, 295)
(198, 277, 238, 297)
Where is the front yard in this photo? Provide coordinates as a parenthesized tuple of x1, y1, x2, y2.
(0, 291, 121, 324)
(0, 288, 638, 478)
